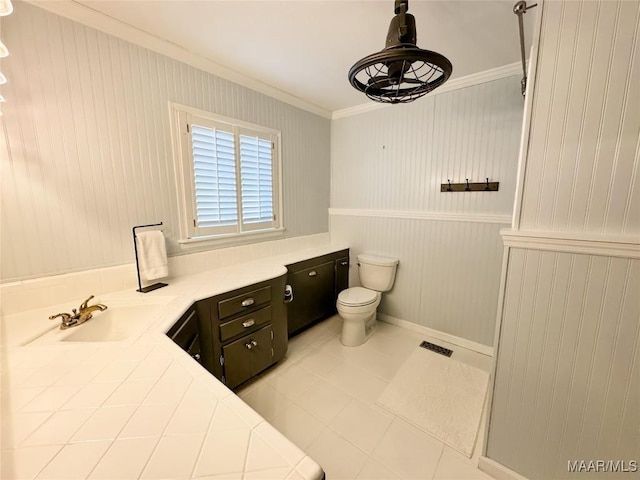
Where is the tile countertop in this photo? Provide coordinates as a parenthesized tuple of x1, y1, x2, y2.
(0, 244, 349, 480)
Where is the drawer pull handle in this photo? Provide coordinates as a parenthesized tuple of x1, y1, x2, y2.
(241, 298, 255, 307)
(245, 340, 258, 350)
(242, 319, 255, 328)
(341, 261, 348, 266)
(308, 271, 317, 277)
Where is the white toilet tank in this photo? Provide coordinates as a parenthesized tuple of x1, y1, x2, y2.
(357, 254, 399, 292)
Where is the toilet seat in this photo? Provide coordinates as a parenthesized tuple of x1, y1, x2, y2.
(337, 287, 378, 307)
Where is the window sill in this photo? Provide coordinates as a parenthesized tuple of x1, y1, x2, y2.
(178, 228, 285, 249)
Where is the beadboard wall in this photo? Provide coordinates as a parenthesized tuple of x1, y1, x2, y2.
(485, 1, 640, 479)
(516, 0, 639, 238)
(488, 250, 639, 479)
(0, 1, 330, 282)
(330, 215, 505, 348)
(331, 76, 524, 348)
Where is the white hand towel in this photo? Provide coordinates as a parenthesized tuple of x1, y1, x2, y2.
(136, 230, 168, 280)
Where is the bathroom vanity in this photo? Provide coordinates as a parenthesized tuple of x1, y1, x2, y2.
(286, 249, 349, 336)
(1, 242, 347, 480)
(166, 248, 350, 389)
(194, 274, 288, 389)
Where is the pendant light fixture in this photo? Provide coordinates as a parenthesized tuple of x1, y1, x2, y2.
(348, 0, 452, 104)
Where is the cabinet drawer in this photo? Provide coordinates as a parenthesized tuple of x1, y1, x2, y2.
(223, 325, 273, 388)
(218, 286, 271, 320)
(219, 306, 271, 342)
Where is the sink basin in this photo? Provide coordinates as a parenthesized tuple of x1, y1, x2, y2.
(26, 297, 175, 345)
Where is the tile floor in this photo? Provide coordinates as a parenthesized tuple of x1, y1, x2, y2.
(236, 316, 495, 480)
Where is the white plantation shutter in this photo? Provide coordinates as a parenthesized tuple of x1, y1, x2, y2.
(176, 106, 281, 240)
(239, 133, 274, 230)
(190, 123, 238, 233)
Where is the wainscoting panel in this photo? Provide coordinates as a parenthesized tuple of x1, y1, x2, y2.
(0, 2, 330, 282)
(330, 214, 506, 347)
(487, 249, 639, 479)
(518, 0, 640, 238)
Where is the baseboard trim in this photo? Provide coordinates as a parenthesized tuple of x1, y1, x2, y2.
(377, 313, 494, 357)
(478, 457, 530, 480)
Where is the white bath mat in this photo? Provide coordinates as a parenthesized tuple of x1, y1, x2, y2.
(376, 346, 489, 457)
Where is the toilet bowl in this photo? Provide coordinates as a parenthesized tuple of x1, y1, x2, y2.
(337, 254, 398, 347)
(337, 287, 382, 346)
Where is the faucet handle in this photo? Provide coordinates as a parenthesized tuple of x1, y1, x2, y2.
(79, 295, 95, 311)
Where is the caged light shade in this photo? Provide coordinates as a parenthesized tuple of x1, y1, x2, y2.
(348, 0, 452, 104)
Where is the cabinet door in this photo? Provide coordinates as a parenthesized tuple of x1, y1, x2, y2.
(166, 305, 202, 365)
(335, 256, 349, 298)
(287, 260, 335, 336)
(222, 325, 273, 388)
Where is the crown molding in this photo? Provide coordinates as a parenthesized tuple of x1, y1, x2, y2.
(501, 229, 640, 259)
(25, 0, 333, 119)
(332, 62, 522, 120)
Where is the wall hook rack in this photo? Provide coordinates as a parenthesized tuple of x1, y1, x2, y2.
(133, 222, 168, 293)
(441, 179, 499, 192)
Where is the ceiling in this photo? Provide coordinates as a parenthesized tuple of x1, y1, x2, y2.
(47, 0, 536, 114)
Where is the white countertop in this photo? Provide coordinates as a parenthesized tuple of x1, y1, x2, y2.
(1, 244, 348, 480)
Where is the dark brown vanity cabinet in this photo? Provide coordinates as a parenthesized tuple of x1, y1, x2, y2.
(286, 249, 349, 336)
(166, 304, 202, 365)
(196, 274, 288, 389)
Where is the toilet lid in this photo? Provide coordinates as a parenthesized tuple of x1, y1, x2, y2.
(338, 287, 378, 307)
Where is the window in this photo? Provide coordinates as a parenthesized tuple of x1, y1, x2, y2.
(171, 104, 282, 242)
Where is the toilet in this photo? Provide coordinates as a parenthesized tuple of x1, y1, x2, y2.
(337, 254, 399, 347)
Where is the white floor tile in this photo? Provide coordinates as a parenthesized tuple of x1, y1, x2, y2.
(321, 361, 388, 406)
(372, 418, 444, 480)
(270, 402, 325, 450)
(329, 398, 393, 454)
(306, 428, 368, 480)
(434, 447, 494, 479)
(296, 348, 341, 377)
(295, 379, 351, 423)
(355, 457, 400, 480)
(268, 364, 319, 401)
(241, 383, 293, 422)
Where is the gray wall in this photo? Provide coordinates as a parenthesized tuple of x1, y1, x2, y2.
(0, 1, 330, 282)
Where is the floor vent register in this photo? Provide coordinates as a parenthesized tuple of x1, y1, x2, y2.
(419, 340, 453, 357)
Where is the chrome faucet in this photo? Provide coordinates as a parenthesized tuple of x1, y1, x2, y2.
(49, 295, 108, 330)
